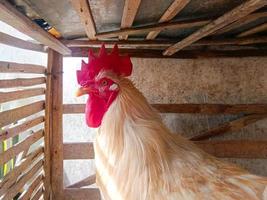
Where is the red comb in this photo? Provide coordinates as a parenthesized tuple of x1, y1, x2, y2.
(77, 44, 132, 85)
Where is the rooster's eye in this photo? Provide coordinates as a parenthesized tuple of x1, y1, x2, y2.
(101, 80, 108, 86)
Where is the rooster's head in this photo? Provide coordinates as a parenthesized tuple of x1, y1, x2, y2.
(76, 44, 132, 128)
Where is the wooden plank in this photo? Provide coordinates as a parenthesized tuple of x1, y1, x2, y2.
(50, 50, 63, 200)
(0, 31, 45, 52)
(0, 77, 46, 88)
(0, 130, 43, 165)
(2, 160, 43, 200)
(0, 1, 70, 55)
(163, 0, 267, 56)
(0, 0, 71, 55)
(191, 114, 267, 141)
(237, 22, 267, 37)
(18, 175, 43, 200)
(146, 0, 190, 39)
(31, 186, 44, 200)
(0, 100, 45, 128)
(120, 0, 141, 40)
(70, 47, 267, 58)
(0, 115, 44, 142)
(0, 147, 43, 196)
(214, 11, 267, 35)
(0, 88, 45, 104)
(63, 142, 94, 160)
(71, 0, 96, 40)
(196, 140, 267, 159)
(64, 188, 101, 200)
(96, 18, 210, 39)
(67, 174, 96, 188)
(63, 103, 267, 115)
(0, 61, 46, 74)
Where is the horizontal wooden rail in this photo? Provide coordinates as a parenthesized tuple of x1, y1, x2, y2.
(0, 116, 44, 141)
(64, 188, 101, 200)
(0, 61, 46, 74)
(2, 160, 43, 200)
(18, 175, 43, 200)
(0, 130, 44, 165)
(0, 77, 46, 88)
(63, 141, 267, 159)
(63, 104, 267, 115)
(0, 100, 45, 128)
(0, 88, 45, 104)
(63, 142, 94, 160)
(191, 114, 267, 141)
(0, 31, 45, 52)
(0, 147, 43, 196)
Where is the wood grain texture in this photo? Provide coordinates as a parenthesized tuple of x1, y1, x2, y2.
(163, 0, 267, 55)
(0, 0, 71, 55)
(0, 61, 46, 74)
(31, 186, 44, 200)
(64, 188, 101, 200)
(0, 77, 46, 88)
(237, 22, 267, 37)
(18, 175, 43, 200)
(146, 0, 190, 39)
(63, 142, 94, 160)
(71, 0, 96, 40)
(120, 0, 141, 40)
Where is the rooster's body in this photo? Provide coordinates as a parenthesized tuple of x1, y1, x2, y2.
(76, 45, 267, 200)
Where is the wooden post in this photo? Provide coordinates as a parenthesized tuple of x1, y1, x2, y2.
(48, 49, 63, 200)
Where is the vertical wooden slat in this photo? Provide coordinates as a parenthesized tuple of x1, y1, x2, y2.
(49, 49, 63, 200)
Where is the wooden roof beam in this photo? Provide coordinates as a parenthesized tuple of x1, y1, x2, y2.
(163, 0, 267, 56)
(120, 0, 141, 40)
(71, 0, 97, 40)
(0, 0, 71, 55)
(237, 22, 267, 37)
(146, 0, 190, 40)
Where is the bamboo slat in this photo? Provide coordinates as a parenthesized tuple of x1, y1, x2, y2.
(0, 147, 43, 196)
(2, 160, 43, 200)
(0, 100, 45, 128)
(0, 88, 45, 104)
(0, 77, 46, 88)
(0, 130, 44, 165)
(0, 61, 46, 74)
(63, 142, 94, 160)
(64, 188, 101, 200)
(18, 175, 43, 200)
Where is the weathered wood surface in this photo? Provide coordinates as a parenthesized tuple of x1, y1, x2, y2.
(67, 174, 96, 188)
(0, 101, 44, 128)
(146, 0, 190, 39)
(191, 114, 267, 141)
(0, 32, 45, 52)
(0, 77, 46, 88)
(163, 0, 267, 55)
(63, 142, 94, 160)
(0, 130, 43, 165)
(63, 103, 267, 115)
(0, 0, 71, 55)
(237, 22, 267, 37)
(31, 186, 44, 200)
(18, 175, 43, 200)
(64, 188, 101, 200)
(0, 88, 45, 104)
(0, 61, 46, 74)
(71, 0, 96, 40)
(120, 0, 141, 40)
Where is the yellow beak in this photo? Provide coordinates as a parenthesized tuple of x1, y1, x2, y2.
(75, 87, 91, 97)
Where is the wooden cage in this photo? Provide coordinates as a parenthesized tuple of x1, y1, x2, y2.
(0, 0, 267, 199)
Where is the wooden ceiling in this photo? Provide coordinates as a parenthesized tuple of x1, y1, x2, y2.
(5, 0, 267, 57)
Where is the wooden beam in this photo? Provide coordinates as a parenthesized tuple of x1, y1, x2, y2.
(64, 188, 101, 200)
(66, 174, 96, 188)
(96, 18, 210, 39)
(0, 61, 46, 74)
(0, 88, 45, 104)
(18, 175, 43, 200)
(120, 0, 141, 40)
(191, 114, 267, 141)
(163, 0, 267, 56)
(63, 104, 267, 115)
(237, 22, 267, 37)
(0, 31, 45, 52)
(146, 0, 190, 39)
(214, 11, 267, 35)
(63, 142, 94, 160)
(50, 49, 64, 200)
(71, 0, 96, 40)
(0, 101, 44, 128)
(0, 1, 71, 55)
(0, 77, 46, 88)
